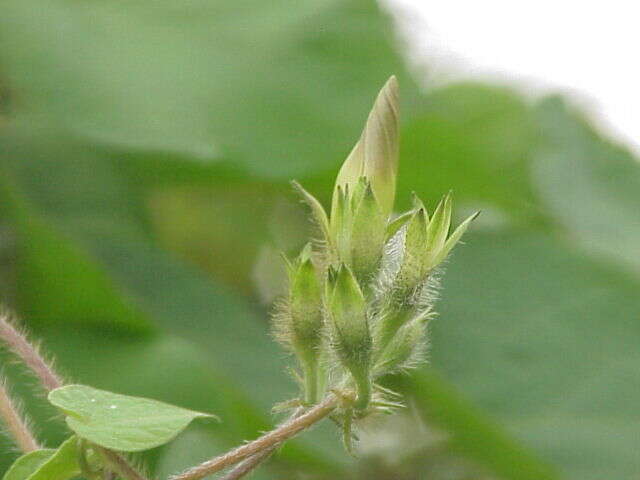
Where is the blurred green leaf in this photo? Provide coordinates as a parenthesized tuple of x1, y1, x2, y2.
(0, 145, 347, 476)
(0, 0, 418, 179)
(533, 97, 640, 277)
(429, 231, 640, 480)
(396, 369, 559, 480)
(0, 125, 153, 332)
(399, 84, 541, 221)
(2, 450, 54, 480)
(49, 385, 213, 452)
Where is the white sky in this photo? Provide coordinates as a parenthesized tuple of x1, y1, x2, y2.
(384, 0, 640, 153)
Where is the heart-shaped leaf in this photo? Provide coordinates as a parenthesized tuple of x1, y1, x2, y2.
(2, 450, 54, 480)
(48, 385, 215, 452)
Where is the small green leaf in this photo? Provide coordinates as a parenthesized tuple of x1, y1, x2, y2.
(2, 450, 54, 480)
(48, 385, 214, 452)
(27, 437, 80, 480)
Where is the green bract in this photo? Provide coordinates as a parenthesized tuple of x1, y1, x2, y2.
(48, 385, 214, 452)
(280, 76, 476, 441)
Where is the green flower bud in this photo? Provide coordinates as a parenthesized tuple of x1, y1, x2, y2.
(280, 244, 325, 403)
(350, 180, 386, 283)
(332, 76, 399, 220)
(288, 245, 323, 357)
(326, 265, 372, 410)
(397, 193, 479, 292)
(396, 206, 430, 292)
(375, 195, 477, 353)
(327, 178, 387, 285)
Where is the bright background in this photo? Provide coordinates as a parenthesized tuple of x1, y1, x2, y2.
(0, 1, 638, 480)
(388, 0, 640, 153)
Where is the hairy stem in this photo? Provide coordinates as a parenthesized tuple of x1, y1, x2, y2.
(353, 371, 371, 411)
(0, 312, 63, 391)
(302, 361, 318, 405)
(171, 395, 339, 480)
(217, 446, 277, 480)
(0, 379, 39, 452)
(218, 407, 306, 480)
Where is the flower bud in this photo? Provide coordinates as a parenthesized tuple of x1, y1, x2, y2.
(375, 195, 477, 354)
(279, 244, 325, 403)
(326, 265, 372, 409)
(396, 206, 430, 292)
(332, 76, 399, 220)
(288, 245, 324, 361)
(397, 193, 478, 293)
(350, 180, 386, 283)
(329, 177, 387, 283)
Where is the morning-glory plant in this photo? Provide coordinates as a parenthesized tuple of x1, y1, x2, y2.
(0, 77, 476, 480)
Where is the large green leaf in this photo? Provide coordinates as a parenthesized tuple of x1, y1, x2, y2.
(0, 0, 418, 179)
(49, 385, 213, 452)
(533, 97, 640, 276)
(396, 369, 559, 480)
(428, 231, 640, 480)
(398, 84, 542, 222)
(2, 450, 54, 480)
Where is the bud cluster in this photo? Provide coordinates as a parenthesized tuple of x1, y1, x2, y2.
(274, 77, 477, 443)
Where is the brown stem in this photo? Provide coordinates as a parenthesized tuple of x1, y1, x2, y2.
(171, 395, 339, 480)
(0, 312, 63, 391)
(217, 448, 276, 480)
(218, 407, 306, 480)
(0, 379, 40, 452)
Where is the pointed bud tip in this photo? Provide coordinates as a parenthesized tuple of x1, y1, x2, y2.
(383, 75, 399, 96)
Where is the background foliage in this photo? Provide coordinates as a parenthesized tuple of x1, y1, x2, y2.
(0, 1, 638, 479)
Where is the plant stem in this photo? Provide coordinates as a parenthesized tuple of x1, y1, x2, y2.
(217, 447, 277, 480)
(218, 407, 306, 480)
(0, 379, 39, 452)
(0, 312, 63, 391)
(353, 371, 371, 410)
(170, 395, 339, 480)
(302, 361, 318, 405)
